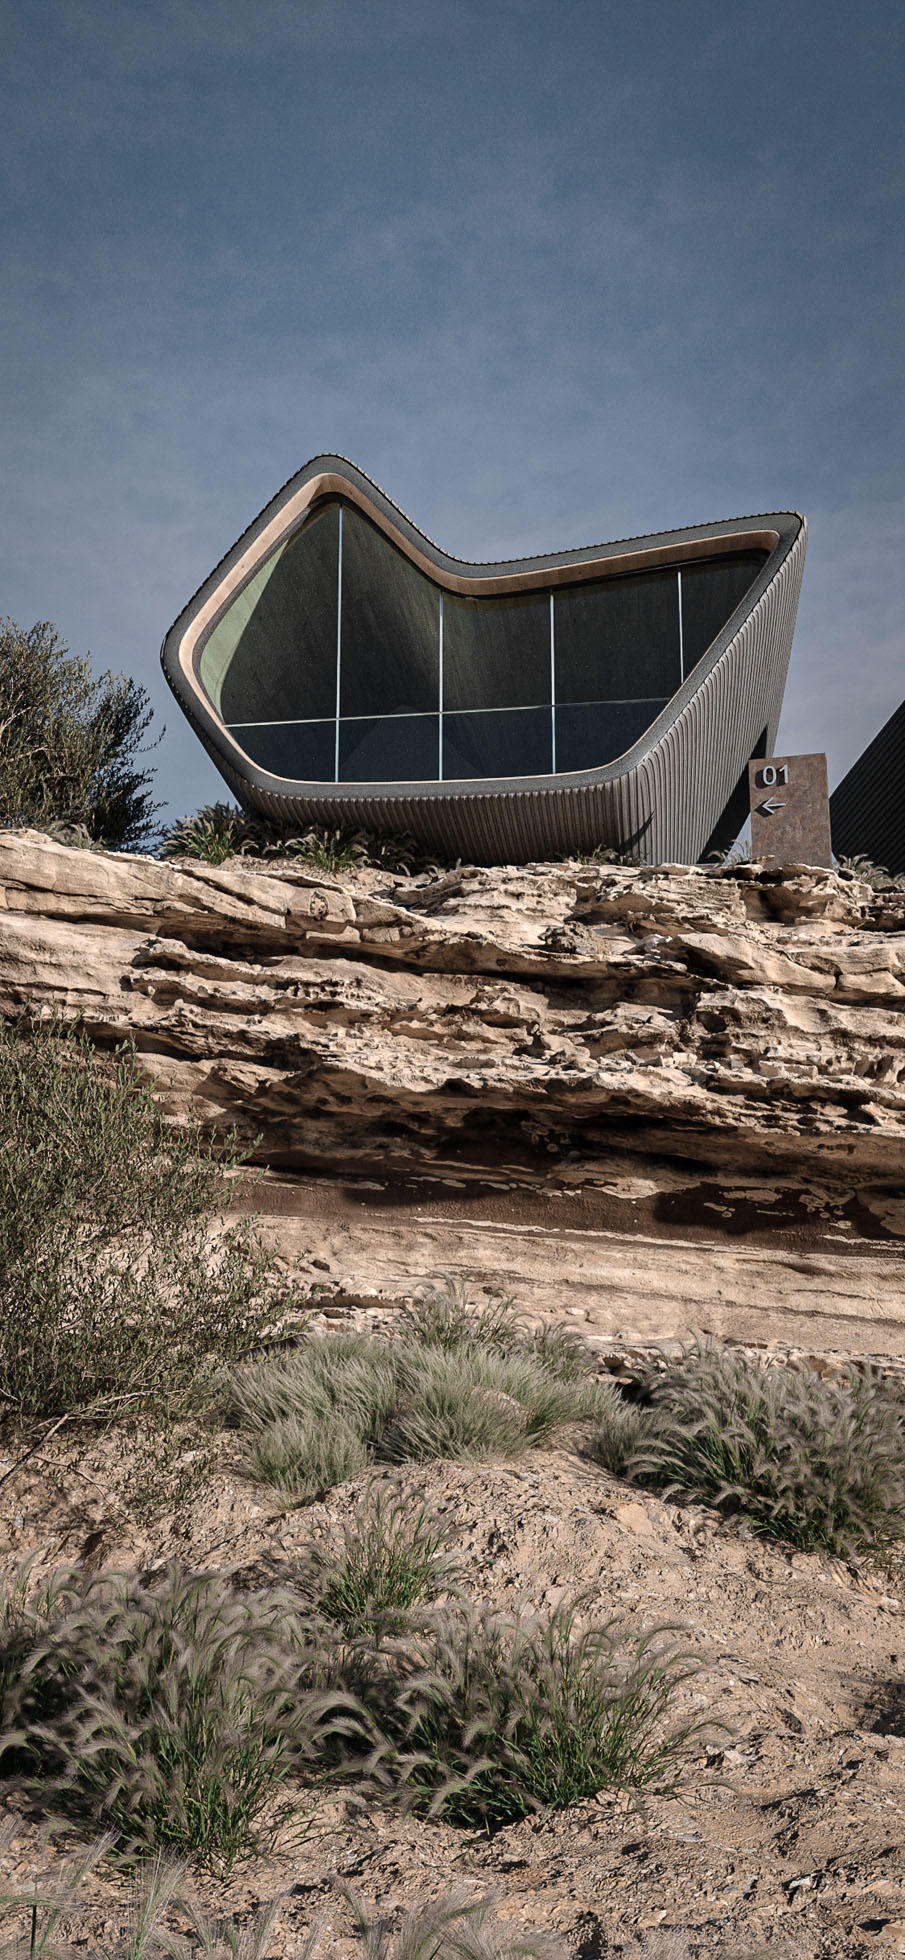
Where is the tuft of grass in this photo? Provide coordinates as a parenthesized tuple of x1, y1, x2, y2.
(0, 1564, 351, 1869)
(398, 1280, 529, 1354)
(250, 1413, 371, 1503)
(232, 1334, 400, 1441)
(621, 1340, 905, 1558)
(337, 1888, 564, 1960)
(588, 1395, 648, 1477)
(232, 1311, 617, 1503)
(363, 1599, 706, 1831)
(296, 1493, 456, 1640)
(160, 804, 445, 876)
(400, 1281, 593, 1383)
(380, 1344, 607, 1465)
(0, 1845, 564, 1960)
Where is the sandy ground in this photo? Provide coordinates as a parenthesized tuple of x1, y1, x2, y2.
(2, 1321, 905, 1959)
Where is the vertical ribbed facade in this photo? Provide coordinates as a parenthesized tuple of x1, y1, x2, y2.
(161, 457, 806, 866)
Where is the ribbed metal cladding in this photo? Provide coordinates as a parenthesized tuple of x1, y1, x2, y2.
(830, 698, 905, 874)
(161, 458, 806, 866)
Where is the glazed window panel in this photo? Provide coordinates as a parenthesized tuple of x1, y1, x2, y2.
(443, 591, 551, 711)
(442, 707, 552, 780)
(339, 505, 440, 718)
(555, 698, 669, 772)
(226, 717, 336, 780)
(339, 714, 440, 783)
(213, 504, 339, 725)
(554, 570, 681, 704)
(680, 553, 767, 672)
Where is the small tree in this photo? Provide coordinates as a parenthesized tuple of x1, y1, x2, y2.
(0, 618, 160, 849)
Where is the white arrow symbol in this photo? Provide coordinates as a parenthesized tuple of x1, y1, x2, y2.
(758, 797, 787, 815)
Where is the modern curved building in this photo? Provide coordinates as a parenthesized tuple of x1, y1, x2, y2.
(830, 697, 905, 875)
(161, 456, 807, 865)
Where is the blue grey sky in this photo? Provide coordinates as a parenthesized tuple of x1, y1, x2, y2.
(2, 0, 903, 827)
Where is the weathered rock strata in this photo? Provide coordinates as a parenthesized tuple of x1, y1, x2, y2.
(2, 830, 905, 1349)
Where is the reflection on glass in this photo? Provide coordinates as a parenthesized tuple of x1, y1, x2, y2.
(555, 699, 668, 772)
(340, 507, 440, 718)
(554, 571, 680, 704)
(209, 504, 339, 724)
(442, 707, 553, 780)
(443, 591, 550, 711)
(227, 718, 336, 780)
(680, 554, 765, 672)
(207, 500, 765, 790)
(339, 714, 440, 782)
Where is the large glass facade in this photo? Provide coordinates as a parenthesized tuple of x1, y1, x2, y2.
(206, 498, 766, 784)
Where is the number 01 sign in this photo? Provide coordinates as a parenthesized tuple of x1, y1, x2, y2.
(747, 753, 832, 868)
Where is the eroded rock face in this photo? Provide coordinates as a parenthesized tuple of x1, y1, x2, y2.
(2, 829, 905, 1349)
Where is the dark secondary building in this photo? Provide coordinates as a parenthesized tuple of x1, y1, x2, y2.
(161, 456, 807, 865)
(830, 698, 905, 876)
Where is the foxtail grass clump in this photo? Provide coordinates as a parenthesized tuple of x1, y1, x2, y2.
(0, 1563, 354, 1869)
(619, 1341, 905, 1557)
(232, 1302, 617, 1501)
(399, 1280, 591, 1382)
(0, 1840, 564, 1960)
(295, 1493, 457, 1639)
(361, 1600, 706, 1831)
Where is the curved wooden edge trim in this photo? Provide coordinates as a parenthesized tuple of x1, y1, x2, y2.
(174, 471, 780, 689)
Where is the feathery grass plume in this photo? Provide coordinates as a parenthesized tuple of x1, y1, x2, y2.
(0, 1564, 358, 1869)
(359, 1599, 706, 1831)
(295, 1493, 457, 1639)
(401, 1280, 597, 1385)
(0, 1829, 120, 1960)
(340, 1888, 564, 1960)
(0, 1850, 563, 1960)
(233, 1318, 618, 1499)
(624, 1340, 905, 1557)
(398, 1280, 527, 1353)
(181, 1889, 283, 1959)
(250, 1413, 371, 1502)
(380, 1344, 609, 1464)
(589, 1395, 648, 1477)
(231, 1334, 400, 1440)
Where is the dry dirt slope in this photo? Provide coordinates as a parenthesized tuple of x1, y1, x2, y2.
(2, 1333, 905, 1958)
(3, 832, 905, 1953)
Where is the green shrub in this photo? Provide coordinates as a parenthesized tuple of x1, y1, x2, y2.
(296, 1493, 456, 1639)
(233, 1316, 616, 1501)
(0, 1016, 293, 1429)
(623, 1341, 905, 1557)
(0, 1563, 348, 1869)
(0, 618, 159, 849)
(363, 1600, 705, 1831)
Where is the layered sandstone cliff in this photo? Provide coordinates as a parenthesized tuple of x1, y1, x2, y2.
(2, 829, 904, 1353)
